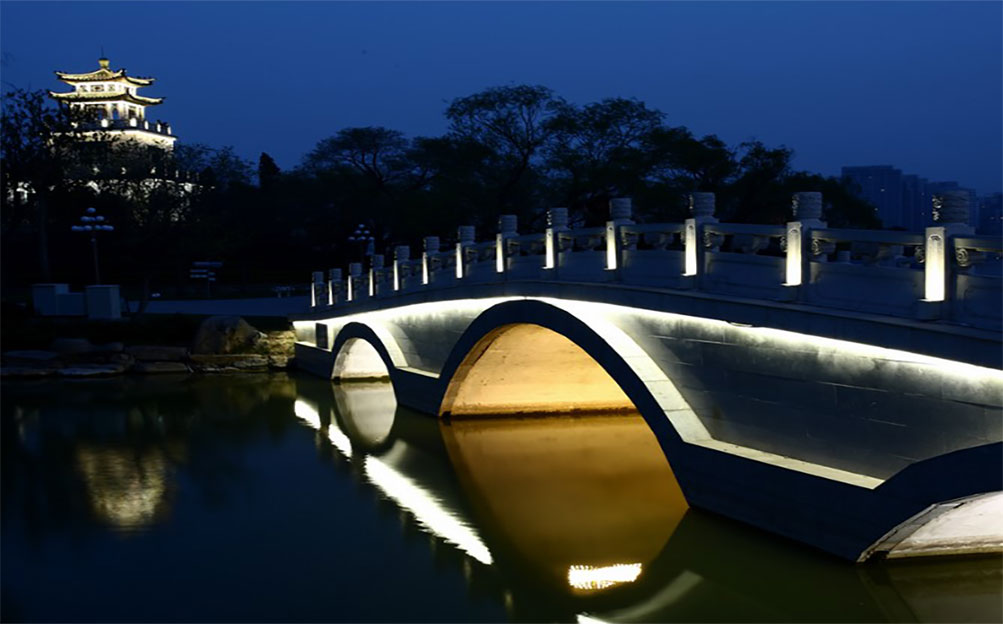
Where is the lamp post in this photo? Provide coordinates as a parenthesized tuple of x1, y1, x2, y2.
(347, 223, 375, 262)
(70, 207, 114, 285)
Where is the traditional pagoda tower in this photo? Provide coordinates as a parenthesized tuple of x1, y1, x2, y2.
(48, 57, 176, 150)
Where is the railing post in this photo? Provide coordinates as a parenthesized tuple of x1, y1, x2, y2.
(920, 190, 975, 319)
(347, 262, 363, 302)
(310, 271, 325, 308)
(684, 192, 717, 287)
(545, 207, 569, 271)
(606, 198, 633, 273)
(422, 236, 440, 285)
(327, 268, 342, 306)
(496, 215, 517, 274)
(784, 192, 826, 300)
(393, 245, 409, 292)
(370, 254, 384, 297)
(455, 226, 475, 278)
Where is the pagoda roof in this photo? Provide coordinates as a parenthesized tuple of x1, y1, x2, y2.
(48, 90, 164, 106)
(54, 58, 155, 87)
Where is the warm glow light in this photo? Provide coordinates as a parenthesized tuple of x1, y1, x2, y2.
(422, 254, 430, 285)
(369, 268, 376, 297)
(605, 221, 617, 271)
(785, 221, 802, 286)
(496, 234, 505, 273)
(393, 262, 400, 291)
(568, 563, 642, 591)
(364, 456, 493, 565)
(346, 275, 354, 302)
(924, 227, 946, 302)
(456, 243, 464, 279)
(76, 446, 168, 530)
(684, 218, 697, 276)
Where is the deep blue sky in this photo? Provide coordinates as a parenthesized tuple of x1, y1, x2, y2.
(2, 1, 1000, 194)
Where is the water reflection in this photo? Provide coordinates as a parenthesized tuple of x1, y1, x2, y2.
(363, 453, 493, 565)
(294, 379, 493, 565)
(334, 383, 396, 449)
(440, 414, 687, 595)
(75, 445, 171, 531)
(311, 379, 1000, 623)
(3, 374, 1000, 623)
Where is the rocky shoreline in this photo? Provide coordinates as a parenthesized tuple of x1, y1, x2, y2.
(1, 316, 295, 378)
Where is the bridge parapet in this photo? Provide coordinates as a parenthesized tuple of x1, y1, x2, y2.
(311, 192, 1001, 332)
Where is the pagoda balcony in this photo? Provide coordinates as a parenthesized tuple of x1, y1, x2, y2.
(72, 118, 175, 138)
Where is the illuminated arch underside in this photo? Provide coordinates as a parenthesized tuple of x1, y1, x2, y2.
(440, 324, 636, 417)
(333, 337, 391, 381)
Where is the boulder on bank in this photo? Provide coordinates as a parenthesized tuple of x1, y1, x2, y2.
(126, 345, 189, 362)
(133, 361, 191, 374)
(191, 316, 263, 355)
(189, 354, 269, 373)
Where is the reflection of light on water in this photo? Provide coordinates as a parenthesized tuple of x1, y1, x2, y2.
(294, 398, 353, 458)
(75, 447, 168, 530)
(568, 563, 642, 592)
(577, 570, 704, 623)
(326, 424, 353, 458)
(294, 399, 322, 430)
(363, 456, 493, 565)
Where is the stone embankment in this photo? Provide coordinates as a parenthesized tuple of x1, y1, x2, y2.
(1, 316, 295, 378)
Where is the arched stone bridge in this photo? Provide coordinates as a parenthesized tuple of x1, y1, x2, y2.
(291, 192, 1002, 562)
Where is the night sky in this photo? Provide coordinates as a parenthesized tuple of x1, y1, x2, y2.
(2, 1, 1000, 194)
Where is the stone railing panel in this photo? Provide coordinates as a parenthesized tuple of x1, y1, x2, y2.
(951, 236, 1003, 330)
(619, 223, 688, 288)
(807, 229, 924, 318)
(701, 223, 786, 299)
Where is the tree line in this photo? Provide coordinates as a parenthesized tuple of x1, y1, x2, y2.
(1, 84, 879, 298)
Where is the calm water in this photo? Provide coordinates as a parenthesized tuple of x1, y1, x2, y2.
(2, 373, 1000, 623)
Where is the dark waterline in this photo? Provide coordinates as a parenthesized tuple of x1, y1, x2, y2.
(2, 373, 1000, 622)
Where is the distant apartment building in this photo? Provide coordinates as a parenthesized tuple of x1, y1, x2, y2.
(841, 166, 905, 228)
(979, 193, 1002, 235)
(842, 166, 982, 231)
(900, 174, 929, 231)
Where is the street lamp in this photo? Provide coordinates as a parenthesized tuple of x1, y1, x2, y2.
(347, 223, 375, 261)
(70, 207, 114, 284)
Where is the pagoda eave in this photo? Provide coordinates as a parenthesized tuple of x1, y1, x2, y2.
(54, 70, 155, 87)
(48, 91, 165, 106)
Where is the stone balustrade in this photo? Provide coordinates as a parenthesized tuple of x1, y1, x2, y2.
(311, 192, 1002, 331)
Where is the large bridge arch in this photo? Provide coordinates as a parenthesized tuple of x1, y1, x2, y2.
(436, 299, 706, 460)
